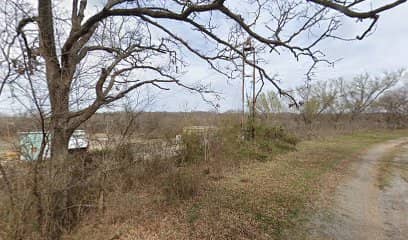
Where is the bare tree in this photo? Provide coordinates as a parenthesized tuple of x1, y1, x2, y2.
(377, 81, 408, 127)
(0, 1, 22, 97)
(256, 90, 284, 121)
(340, 71, 403, 119)
(295, 71, 404, 125)
(6, 0, 406, 159)
(296, 79, 338, 125)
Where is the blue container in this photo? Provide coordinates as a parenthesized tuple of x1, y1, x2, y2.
(18, 131, 50, 161)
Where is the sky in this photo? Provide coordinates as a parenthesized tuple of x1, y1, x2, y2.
(1, 0, 408, 114)
(153, 2, 408, 112)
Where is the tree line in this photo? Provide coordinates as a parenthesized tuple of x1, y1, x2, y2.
(256, 70, 408, 127)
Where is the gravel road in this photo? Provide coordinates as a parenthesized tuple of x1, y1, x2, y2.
(309, 138, 408, 240)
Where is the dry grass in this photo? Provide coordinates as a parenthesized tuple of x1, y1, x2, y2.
(2, 111, 407, 240)
(377, 146, 402, 190)
(61, 129, 408, 240)
(377, 142, 408, 189)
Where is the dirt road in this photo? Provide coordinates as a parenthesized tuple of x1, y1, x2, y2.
(310, 138, 408, 240)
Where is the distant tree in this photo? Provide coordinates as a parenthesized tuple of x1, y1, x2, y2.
(341, 71, 403, 119)
(4, 0, 405, 159)
(326, 78, 349, 122)
(300, 97, 322, 125)
(296, 79, 338, 125)
(256, 91, 283, 118)
(377, 82, 408, 127)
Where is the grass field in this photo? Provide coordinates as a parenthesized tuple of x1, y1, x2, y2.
(202, 130, 408, 239)
(64, 129, 408, 240)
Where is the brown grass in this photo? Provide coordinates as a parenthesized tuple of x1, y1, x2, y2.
(1, 111, 407, 240)
(60, 129, 408, 240)
(377, 142, 408, 189)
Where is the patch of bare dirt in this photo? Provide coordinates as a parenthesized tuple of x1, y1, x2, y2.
(380, 144, 408, 240)
(309, 138, 408, 240)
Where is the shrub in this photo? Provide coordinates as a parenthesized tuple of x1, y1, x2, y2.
(178, 131, 223, 165)
(162, 168, 201, 201)
(256, 125, 300, 146)
(179, 133, 205, 164)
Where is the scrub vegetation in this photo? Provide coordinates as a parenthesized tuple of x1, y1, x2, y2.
(1, 108, 408, 239)
(0, 0, 407, 239)
(1, 71, 408, 239)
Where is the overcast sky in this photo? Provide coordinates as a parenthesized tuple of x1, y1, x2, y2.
(152, 2, 408, 112)
(1, 1, 407, 114)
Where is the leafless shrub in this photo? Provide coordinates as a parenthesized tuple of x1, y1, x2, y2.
(162, 168, 202, 201)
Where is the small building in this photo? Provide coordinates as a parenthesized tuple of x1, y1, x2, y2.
(182, 126, 218, 135)
(19, 130, 89, 161)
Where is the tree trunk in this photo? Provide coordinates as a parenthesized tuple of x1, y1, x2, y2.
(50, 126, 70, 161)
(37, 1, 79, 239)
(47, 125, 72, 240)
(48, 80, 72, 240)
(48, 75, 73, 161)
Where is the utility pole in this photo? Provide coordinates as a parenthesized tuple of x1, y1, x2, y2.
(242, 37, 256, 140)
(241, 46, 246, 132)
(251, 48, 256, 139)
